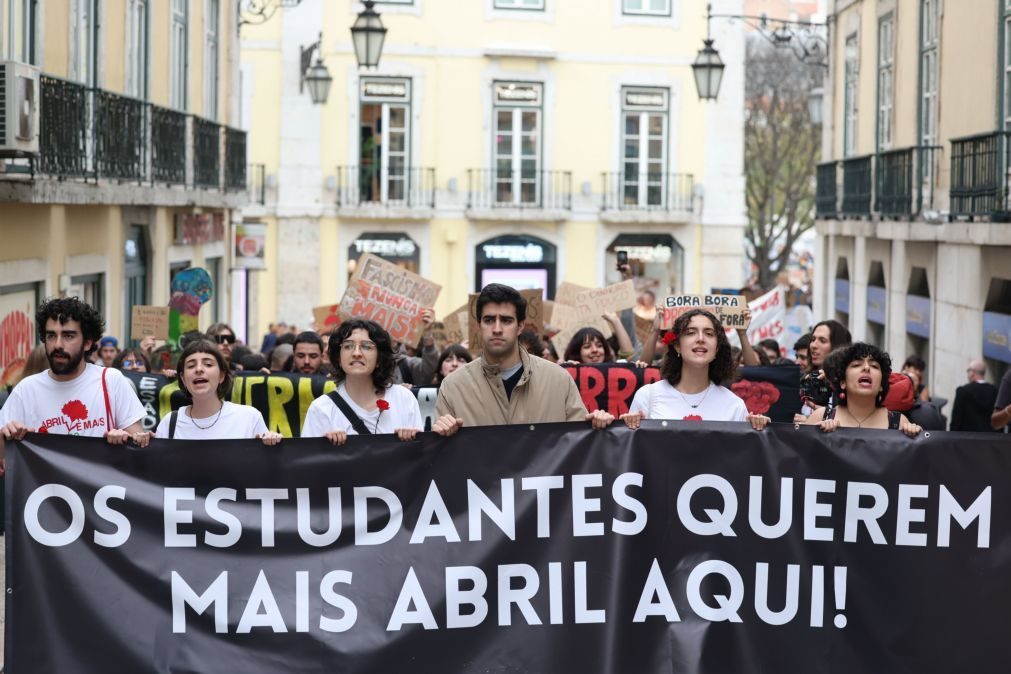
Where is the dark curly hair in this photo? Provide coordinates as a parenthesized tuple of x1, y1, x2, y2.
(476, 283, 526, 323)
(563, 327, 615, 363)
(328, 319, 396, 394)
(36, 297, 105, 357)
(823, 342, 891, 407)
(660, 309, 735, 386)
(175, 340, 233, 400)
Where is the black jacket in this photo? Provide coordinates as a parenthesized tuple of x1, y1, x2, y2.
(950, 381, 1000, 432)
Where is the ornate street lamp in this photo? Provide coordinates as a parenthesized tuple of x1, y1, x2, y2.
(300, 33, 332, 105)
(351, 0, 387, 69)
(693, 3, 827, 102)
(692, 39, 725, 101)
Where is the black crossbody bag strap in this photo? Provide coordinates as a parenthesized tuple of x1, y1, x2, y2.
(327, 391, 372, 435)
(168, 410, 179, 439)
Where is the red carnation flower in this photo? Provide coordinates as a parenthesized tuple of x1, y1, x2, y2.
(662, 331, 679, 346)
(376, 399, 390, 412)
(37, 425, 48, 434)
(683, 414, 703, 421)
(62, 400, 89, 422)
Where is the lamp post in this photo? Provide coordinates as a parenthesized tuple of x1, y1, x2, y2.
(692, 39, 725, 101)
(351, 0, 387, 69)
(300, 32, 332, 105)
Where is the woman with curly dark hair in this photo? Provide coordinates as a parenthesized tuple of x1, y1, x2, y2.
(620, 309, 769, 429)
(806, 343, 922, 437)
(301, 319, 423, 445)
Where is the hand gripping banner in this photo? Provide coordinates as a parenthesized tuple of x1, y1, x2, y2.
(7, 424, 1006, 673)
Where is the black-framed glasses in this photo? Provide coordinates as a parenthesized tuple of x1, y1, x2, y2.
(214, 334, 236, 345)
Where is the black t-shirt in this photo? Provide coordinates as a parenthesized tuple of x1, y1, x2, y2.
(996, 369, 1011, 411)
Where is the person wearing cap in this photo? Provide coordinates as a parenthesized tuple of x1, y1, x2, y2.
(97, 336, 120, 367)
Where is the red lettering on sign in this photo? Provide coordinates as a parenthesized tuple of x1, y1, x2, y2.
(606, 367, 639, 416)
(578, 367, 607, 413)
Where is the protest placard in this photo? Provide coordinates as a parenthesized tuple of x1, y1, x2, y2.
(130, 306, 170, 340)
(442, 305, 469, 346)
(520, 289, 545, 333)
(429, 321, 449, 351)
(634, 313, 654, 346)
(658, 294, 751, 330)
(555, 281, 591, 307)
(312, 304, 341, 332)
(573, 280, 636, 316)
(549, 302, 613, 355)
(338, 253, 441, 344)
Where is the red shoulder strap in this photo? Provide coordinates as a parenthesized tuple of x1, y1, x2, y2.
(102, 367, 114, 429)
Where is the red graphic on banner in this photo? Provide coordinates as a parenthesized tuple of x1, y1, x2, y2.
(62, 400, 90, 422)
(731, 380, 781, 414)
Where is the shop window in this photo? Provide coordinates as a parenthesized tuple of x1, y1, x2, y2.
(475, 234, 556, 298)
(605, 233, 683, 299)
(348, 232, 420, 279)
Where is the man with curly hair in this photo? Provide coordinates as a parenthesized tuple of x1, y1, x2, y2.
(0, 297, 147, 473)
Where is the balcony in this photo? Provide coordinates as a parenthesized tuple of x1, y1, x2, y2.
(950, 131, 1010, 219)
(336, 165, 435, 219)
(466, 168, 572, 221)
(3, 74, 247, 208)
(816, 146, 943, 221)
(840, 155, 873, 217)
(600, 171, 694, 223)
(816, 162, 838, 218)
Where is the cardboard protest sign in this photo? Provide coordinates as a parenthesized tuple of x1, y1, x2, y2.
(549, 302, 613, 356)
(312, 304, 341, 332)
(168, 267, 212, 341)
(542, 300, 554, 327)
(658, 294, 751, 331)
(338, 253, 441, 344)
(468, 294, 481, 353)
(130, 306, 170, 340)
(633, 313, 654, 346)
(573, 280, 636, 316)
(725, 287, 788, 349)
(442, 305, 468, 346)
(429, 321, 449, 351)
(520, 289, 545, 333)
(555, 281, 591, 307)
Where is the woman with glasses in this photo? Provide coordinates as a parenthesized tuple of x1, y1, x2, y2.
(206, 322, 237, 364)
(112, 348, 151, 373)
(301, 319, 425, 445)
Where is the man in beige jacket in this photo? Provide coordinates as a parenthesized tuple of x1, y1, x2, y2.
(434, 284, 613, 435)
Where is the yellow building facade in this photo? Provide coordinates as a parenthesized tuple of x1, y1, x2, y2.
(0, 0, 247, 383)
(240, 0, 748, 335)
(814, 0, 1011, 405)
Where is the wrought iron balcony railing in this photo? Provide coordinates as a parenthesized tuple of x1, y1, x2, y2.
(336, 165, 436, 209)
(950, 131, 1010, 218)
(29, 74, 245, 195)
(601, 171, 694, 212)
(224, 128, 247, 192)
(815, 162, 838, 218)
(466, 168, 572, 211)
(840, 155, 873, 216)
(875, 145, 942, 218)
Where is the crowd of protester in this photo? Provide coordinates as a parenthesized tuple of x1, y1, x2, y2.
(2, 279, 1010, 460)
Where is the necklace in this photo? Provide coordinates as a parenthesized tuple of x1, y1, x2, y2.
(675, 383, 711, 409)
(845, 406, 877, 428)
(189, 402, 224, 430)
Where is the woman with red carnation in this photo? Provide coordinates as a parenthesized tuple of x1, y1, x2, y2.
(301, 319, 425, 445)
(620, 309, 770, 430)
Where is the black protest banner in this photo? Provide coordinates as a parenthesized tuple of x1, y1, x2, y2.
(123, 370, 336, 437)
(6, 426, 1007, 673)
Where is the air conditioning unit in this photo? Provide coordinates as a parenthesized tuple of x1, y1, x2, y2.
(0, 60, 40, 157)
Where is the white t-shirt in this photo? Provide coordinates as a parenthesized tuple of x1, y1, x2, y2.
(0, 364, 145, 436)
(154, 401, 269, 440)
(301, 383, 423, 437)
(629, 380, 749, 422)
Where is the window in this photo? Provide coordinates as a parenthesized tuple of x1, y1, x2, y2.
(623, 0, 670, 16)
(71, 274, 104, 318)
(70, 0, 99, 85)
(126, 0, 148, 99)
(124, 226, 148, 345)
(204, 0, 218, 119)
(843, 34, 859, 158)
(493, 81, 542, 205)
(1, 0, 36, 63)
(919, 0, 938, 185)
(877, 15, 894, 151)
(1003, 2, 1011, 130)
(620, 87, 669, 207)
(359, 78, 412, 203)
(494, 0, 544, 8)
(170, 0, 188, 110)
